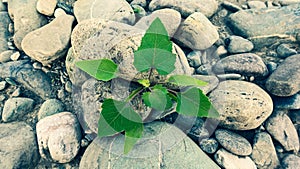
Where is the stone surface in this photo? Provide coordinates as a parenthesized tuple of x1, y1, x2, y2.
(251, 132, 279, 169)
(2, 97, 34, 122)
(264, 110, 299, 153)
(0, 81, 6, 91)
(247, 1, 267, 9)
(38, 99, 65, 120)
(273, 94, 300, 110)
(282, 154, 300, 169)
(265, 54, 300, 97)
(279, 0, 300, 6)
(174, 12, 219, 50)
(0, 122, 39, 168)
(193, 75, 219, 94)
(0, 50, 13, 63)
(225, 36, 254, 54)
(276, 44, 297, 58)
(215, 129, 252, 156)
(79, 122, 220, 169)
(0, 12, 10, 53)
(213, 53, 268, 77)
(37, 0, 58, 16)
(7, 0, 47, 50)
(187, 50, 202, 68)
(36, 112, 82, 163)
(135, 8, 181, 37)
(209, 80, 273, 130)
(214, 148, 257, 169)
(22, 14, 74, 65)
(0, 1, 7, 11)
(73, 0, 135, 24)
(149, 0, 218, 18)
(199, 138, 219, 154)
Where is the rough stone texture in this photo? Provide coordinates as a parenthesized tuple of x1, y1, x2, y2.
(209, 80, 273, 130)
(228, 4, 300, 48)
(199, 138, 219, 154)
(135, 8, 181, 37)
(276, 43, 297, 58)
(2, 97, 34, 122)
(0, 122, 39, 169)
(251, 132, 279, 169)
(273, 94, 300, 110)
(226, 35, 254, 54)
(79, 122, 220, 169)
(7, 0, 47, 50)
(214, 148, 257, 169)
(73, 0, 135, 24)
(266, 54, 300, 96)
(264, 110, 299, 153)
(36, 0, 58, 16)
(36, 112, 82, 163)
(213, 53, 268, 77)
(174, 12, 219, 50)
(282, 154, 300, 169)
(38, 99, 65, 120)
(0, 12, 10, 53)
(149, 0, 218, 18)
(22, 14, 74, 65)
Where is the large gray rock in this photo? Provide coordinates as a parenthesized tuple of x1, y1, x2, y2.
(74, 0, 135, 24)
(36, 112, 82, 163)
(174, 12, 219, 50)
(0, 12, 11, 53)
(79, 122, 220, 169)
(209, 80, 273, 130)
(2, 97, 34, 122)
(22, 14, 74, 65)
(0, 122, 39, 169)
(149, 0, 218, 18)
(266, 54, 300, 97)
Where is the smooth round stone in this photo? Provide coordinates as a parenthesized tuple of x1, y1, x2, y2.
(215, 129, 252, 156)
(276, 44, 297, 58)
(2, 97, 34, 122)
(38, 99, 65, 120)
(199, 138, 219, 154)
(225, 35, 254, 54)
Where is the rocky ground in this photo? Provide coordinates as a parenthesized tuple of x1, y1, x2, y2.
(0, 0, 300, 168)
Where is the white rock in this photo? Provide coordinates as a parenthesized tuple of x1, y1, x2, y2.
(10, 51, 20, 61)
(37, 0, 57, 16)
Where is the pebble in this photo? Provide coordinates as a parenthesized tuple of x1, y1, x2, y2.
(54, 8, 66, 18)
(216, 45, 228, 57)
(0, 80, 7, 91)
(196, 64, 213, 75)
(265, 110, 299, 153)
(36, 112, 82, 163)
(36, 0, 57, 16)
(0, 50, 13, 63)
(266, 61, 277, 73)
(130, 0, 147, 7)
(273, 93, 300, 110)
(2, 97, 34, 122)
(10, 51, 20, 61)
(192, 75, 219, 94)
(4, 77, 17, 85)
(38, 99, 65, 120)
(251, 132, 280, 169)
(0, 94, 5, 102)
(216, 73, 242, 80)
(64, 80, 72, 93)
(32, 61, 42, 69)
(247, 1, 267, 9)
(276, 44, 297, 58)
(199, 138, 219, 154)
(174, 12, 219, 50)
(222, 1, 242, 12)
(215, 129, 252, 156)
(11, 87, 21, 97)
(225, 36, 254, 54)
(282, 154, 300, 169)
(187, 51, 202, 68)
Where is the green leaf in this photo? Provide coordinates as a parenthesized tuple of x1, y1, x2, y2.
(98, 99, 144, 154)
(134, 18, 176, 75)
(137, 79, 150, 87)
(168, 75, 208, 87)
(176, 87, 219, 118)
(142, 88, 172, 111)
(75, 59, 118, 81)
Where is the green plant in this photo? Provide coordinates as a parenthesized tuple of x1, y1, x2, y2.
(76, 18, 219, 154)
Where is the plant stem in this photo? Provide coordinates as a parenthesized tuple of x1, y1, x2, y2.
(125, 87, 144, 102)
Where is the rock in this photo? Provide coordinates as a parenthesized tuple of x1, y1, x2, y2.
(214, 148, 257, 169)
(0, 50, 13, 63)
(0, 1, 7, 11)
(0, 81, 6, 91)
(54, 7, 66, 18)
(265, 54, 300, 96)
(7, 0, 47, 50)
(38, 99, 64, 120)
(282, 154, 300, 169)
(213, 53, 268, 77)
(131, 4, 146, 18)
(36, 0, 57, 16)
(266, 61, 277, 73)
(73, 0, 135, 24)
(0, 122, 39, 168)
(135, 9, 181, 37)
(22, 14, 74, 65)
(196, 64, 213, 75)
(10, 51, 20, 61)
(228, 4, 300, 48)
(225, 36, 254, 54)
(199, 138, 219, 154)
(222, 1, 242, 12)
(209, 80, 273, 130)
(215, 129, 252, 156)
(130, 0, 147, 7)
(149, 0, 218, 18)
(216, 73, 242, 80)
(264, 110, 299, 153)
(174, 12, 219, 50)
(192, 75, 219, 94)
(247, 1, 267, 9)
(276, 44, 297, 58)
(273, 94, 300, 110)
(79, 122, 220, 169)
(279, 0, 300, 6)
(187, 51, 202, 68)
(251, 132, 279, 169)
(2, 97, 34, 122)
(0, 12, 11, 53)
(36, 112, 82, 163)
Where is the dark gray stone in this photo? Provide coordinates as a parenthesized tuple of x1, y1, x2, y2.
(38, 99, 65, 120)
(0, 12, 11, 53)
(282, 154, 300, 169)
(199, 138, 219, 154)
(2, 97, 34, 122)
(276, 44, 297, 58)
(273, 94, 300, 110)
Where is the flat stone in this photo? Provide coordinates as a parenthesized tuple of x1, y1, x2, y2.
(0, 122, 39, 168)
(213, 53, 268, 77)
(37, 0, 57, 16)
(38, 99, 65, 120)
(265, 54, 300, 96)
(225, 36, 254, 54)
(0, 12, 10, 53)
(2, 97, 34, 122)
(209, 80, 273, 130)
(215, 129, 252, 156)
(22, 14, 74, 65)
(79, 122, 220, 169)
(264, 110, 299, 153)
(199, 138, 219, 154)
(273, 94, 300, 110)
(214, 148, 257, 169)
(174, 12, 219, 50)
(135, 8, 181, 37)
(251, 132, 279, 169)
(282, 154, 300, 169)
(73, 0, 135, 24)
(36, 112, 82, 163)
(149, 0, 218, 18)
(276, 43, 297, 58)
(222, 1, 242, 12)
